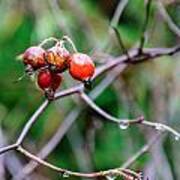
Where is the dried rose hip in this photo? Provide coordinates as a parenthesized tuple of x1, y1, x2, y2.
(45, 45, 70, 73)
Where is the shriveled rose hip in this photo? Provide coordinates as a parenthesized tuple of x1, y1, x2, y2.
(45, 46, 70, 73)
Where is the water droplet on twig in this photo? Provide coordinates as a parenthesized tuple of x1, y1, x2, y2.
(175, 136, 180, 141)
(119, 121, 129, 130)
(106, 175, 117, 180)
(155, 125, 164, 131)
(62, 172, 70, 178)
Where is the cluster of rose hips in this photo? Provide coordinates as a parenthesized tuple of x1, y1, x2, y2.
(21, 36, 95, 100)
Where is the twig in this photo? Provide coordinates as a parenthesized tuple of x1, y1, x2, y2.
(111, 26, 131, 60)
(0, 45, 179, 156)
(80, 92, 180, 139)
(157, 0, 180, 37)
(0, 144, 18, 155)
(0, 44, 179, 180)
(110, 0, 130, 59)
(138, 0, 152, 54)
(110, 0, 129, 27)
(121, 133, 161, 168)
(141, 121, 180, 140)
(80, 92, 142, 124)
(13, 109, 81, 180)
(16, 100, 50, 145)
(14, 65, 125, 179)
(17, 146, 140, 179)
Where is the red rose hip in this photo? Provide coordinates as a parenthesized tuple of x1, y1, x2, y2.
(23, 46, 47, 69)
(37, 70, 52, 90)
(51, 73, 62, 91)
(69, 53, 95, 81)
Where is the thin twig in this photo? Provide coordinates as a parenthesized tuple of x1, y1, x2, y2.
(14, 65, 126, 179)
(0, 44, 179, 180)
(138, 0, 152, 54)
(110, 0, 130, 59)
(157, 0, 180, 37)
(110, 0, 129, 27)
(13, 109, 81, 180)
(121, 133, 161, 168)
(80, 92, 180, 139)
(16, 100, 50, 145)
(111, 26, 131, 60)
(17, 146, 140, 179)
(0, 144, 18, 155)
(80, 92, 142, 124)
(0, 46, 179, 156)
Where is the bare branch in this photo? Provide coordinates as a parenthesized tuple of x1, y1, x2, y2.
(110, 0, 131, 60)
(80, 92, 142, 124)
(157, 0, 180, 37)
(0, 45, 179, 156)
(79, 92, 180, 139)
(138, 0, 153, 54)
(14, 65, 125, 179)
(13, 109, 81, 179)
(17, 146, 141, 179)
(0, 144, 18, 155)
(16, 100, 50, 145)
(121, 134, 161, 168)
(110, 0, 129, 27)
(141, 121, 180, 140)
(111, 26, 131, 60)
(0, 43, 179, 180)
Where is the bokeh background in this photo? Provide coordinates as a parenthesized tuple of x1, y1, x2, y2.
(0, 0, 180, 179)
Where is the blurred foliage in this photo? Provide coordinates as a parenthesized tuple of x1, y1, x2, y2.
(0, 0, 180, 179)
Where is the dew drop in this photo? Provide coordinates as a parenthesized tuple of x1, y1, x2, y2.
(119, 121, 129, 130)
(106, 175, 116, 180)
(62, 172, 70, 178)
(155, 125, 164, 131)
(175, 136, 180, 141)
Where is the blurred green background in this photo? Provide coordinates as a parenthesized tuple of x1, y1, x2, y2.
(0, 0, 180, 179)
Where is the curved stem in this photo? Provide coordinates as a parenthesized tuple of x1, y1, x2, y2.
(17, 146, 140, 179)
(38, 37, 59, 47)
